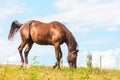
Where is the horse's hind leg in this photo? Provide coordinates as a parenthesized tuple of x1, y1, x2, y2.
(24, 41, 33, 67)
(18, 41, 27, 68)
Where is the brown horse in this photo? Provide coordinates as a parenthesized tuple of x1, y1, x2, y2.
(8, 20, 78, 69)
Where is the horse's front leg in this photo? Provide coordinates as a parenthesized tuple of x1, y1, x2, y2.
(53, 43, 61, 69)
(18, 41, 26, 68)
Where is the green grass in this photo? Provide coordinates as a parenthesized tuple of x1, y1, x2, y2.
(0, 64, 120, 80)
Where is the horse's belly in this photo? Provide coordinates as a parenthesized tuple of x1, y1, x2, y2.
(31, 32, 52, 45)
(33, 38, 52, 45)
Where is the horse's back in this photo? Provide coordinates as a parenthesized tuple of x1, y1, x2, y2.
(20, 20, 67, 45)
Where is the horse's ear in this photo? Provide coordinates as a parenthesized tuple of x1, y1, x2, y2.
(76, 50, 79, 53)
(73, 50, 79, 53)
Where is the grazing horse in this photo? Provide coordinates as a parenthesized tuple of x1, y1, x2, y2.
(8, 20, 78, 69)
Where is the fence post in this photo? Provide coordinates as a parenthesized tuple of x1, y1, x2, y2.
(100, 55, 102, 71)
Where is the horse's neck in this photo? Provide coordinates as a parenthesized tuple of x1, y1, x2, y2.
(61, 24, 77, 52)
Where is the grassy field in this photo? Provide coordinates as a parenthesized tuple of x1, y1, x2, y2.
(0, 64, 120, 80)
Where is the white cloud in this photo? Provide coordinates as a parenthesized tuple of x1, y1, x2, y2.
(36, 0, 120, 33)
(105, 26, 118, 32)
(5, 55, 20, 64)
(79, 48, 120, 69)
(0, 37, 20, 63)
(0, 0, 26, 20)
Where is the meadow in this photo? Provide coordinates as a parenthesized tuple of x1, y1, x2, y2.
(0, 64, 120, 80)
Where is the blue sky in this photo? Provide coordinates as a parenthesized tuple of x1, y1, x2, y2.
(0, 0, 120, 69)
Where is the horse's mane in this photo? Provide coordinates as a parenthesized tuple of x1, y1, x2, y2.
(60, 23, 78, 51)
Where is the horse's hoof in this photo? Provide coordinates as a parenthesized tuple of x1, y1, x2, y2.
(25, 64, 30, 68)
(20, 65, 23, 69)
(53, 65, 56, 69)
(53, 66, 56, 69)
(53, 65, 61, 69)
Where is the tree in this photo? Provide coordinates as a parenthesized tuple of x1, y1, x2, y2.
(87, 52, 92, 68)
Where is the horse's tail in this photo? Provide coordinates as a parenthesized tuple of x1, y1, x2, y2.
(8, 20, 22, 40)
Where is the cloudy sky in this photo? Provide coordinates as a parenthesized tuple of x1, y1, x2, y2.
(0, 0, 120, 69)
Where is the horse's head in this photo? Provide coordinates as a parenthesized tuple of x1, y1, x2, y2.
(67, 50, 79, 68)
